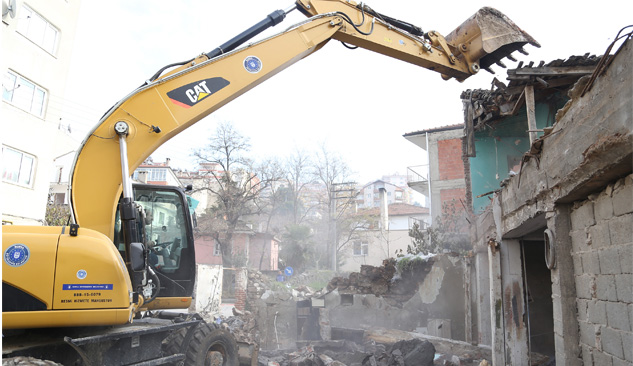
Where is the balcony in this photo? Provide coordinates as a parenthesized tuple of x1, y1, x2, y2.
(407, 165, 429, 197)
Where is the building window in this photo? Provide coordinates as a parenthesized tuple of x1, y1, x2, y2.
(3, 71, 47, 117)
(53, 192, 65, 205)
(149, 169, 167, 182)
(2, 146, 35, 187)
(16, 5, 59, 55)
(353, 241, 368, 256)
(133, 168, 167, 182)
(213, 241, 221, 256)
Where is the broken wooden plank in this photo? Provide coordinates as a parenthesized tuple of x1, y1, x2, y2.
(508, 65, 596, 76)
(525, 85, 538, 144)
(510, 87, 526, 116)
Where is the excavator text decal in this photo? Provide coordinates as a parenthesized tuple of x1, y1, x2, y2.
(167, 77, 230, 108)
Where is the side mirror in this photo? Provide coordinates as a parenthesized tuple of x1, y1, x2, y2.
(130, 242, 146, 272)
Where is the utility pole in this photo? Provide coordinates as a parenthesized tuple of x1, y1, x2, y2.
(329, 182, 357, 271)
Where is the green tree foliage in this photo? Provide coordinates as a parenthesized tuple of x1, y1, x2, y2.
(405, 200, 471, 256)
(44, 204, 71, 226)
(279, 224, 314, 273)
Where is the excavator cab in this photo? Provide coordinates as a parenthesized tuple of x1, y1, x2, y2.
(113, 184, 196, 307)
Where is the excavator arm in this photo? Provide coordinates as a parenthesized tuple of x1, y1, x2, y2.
(70, 0, 538, 239)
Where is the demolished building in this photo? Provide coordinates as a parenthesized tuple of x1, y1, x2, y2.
(463, 36, 632, 365)
(221, 36, 631, 366)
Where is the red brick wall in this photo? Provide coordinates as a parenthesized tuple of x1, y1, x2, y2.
(234, 268, 248, 311)
(438, 138, 465, 181)
(440, 188, 467, 214)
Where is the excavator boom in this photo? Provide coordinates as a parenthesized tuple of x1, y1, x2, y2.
(69, 0, 537, 240)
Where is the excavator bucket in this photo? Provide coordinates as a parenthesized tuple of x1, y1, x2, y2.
(446, 7, 540, 73)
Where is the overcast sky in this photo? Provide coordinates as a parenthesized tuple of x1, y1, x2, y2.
(63, 0, 631, 185)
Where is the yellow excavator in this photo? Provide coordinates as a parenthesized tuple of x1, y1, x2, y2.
(2, 0, 538, 364)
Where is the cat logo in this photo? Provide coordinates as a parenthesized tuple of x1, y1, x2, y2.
(167, 77, 230, 108)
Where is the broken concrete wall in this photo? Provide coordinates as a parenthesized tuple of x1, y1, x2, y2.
(247, 254, 472, 350)
(253, 290, 298, 350)
(190, 264, 223, 315)
(326, 255, 469, 342)
(245, 270, 301, 350)
(471, 39, 632, 366)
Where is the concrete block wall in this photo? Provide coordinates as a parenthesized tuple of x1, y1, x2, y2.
(570, 174, 633, 365)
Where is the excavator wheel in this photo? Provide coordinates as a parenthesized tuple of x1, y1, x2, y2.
(164, 322, 239, 366)
(2, 357, 63, 366)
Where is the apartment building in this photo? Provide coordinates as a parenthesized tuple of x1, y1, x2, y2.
(2, 0, 81, 225)
(404, 124, 468, 223)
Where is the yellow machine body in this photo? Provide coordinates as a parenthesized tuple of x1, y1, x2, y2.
(2, 225, 136, 329)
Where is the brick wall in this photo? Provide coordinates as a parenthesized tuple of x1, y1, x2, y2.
(440, 188, 467, 214)
(461, 136, 473, 216)
(438, 138, 465, 181)
(570, 174, 633, 365)
(234, 267, 248, 311)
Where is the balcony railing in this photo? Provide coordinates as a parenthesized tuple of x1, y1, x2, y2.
(407, 165, 429, 197)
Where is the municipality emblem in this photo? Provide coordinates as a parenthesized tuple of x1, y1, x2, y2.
(4, 244, 30, 267)
(243, 56, 262, 73)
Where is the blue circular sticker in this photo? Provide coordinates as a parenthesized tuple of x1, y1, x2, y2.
(4, 244, 30, 267)
(243, 56, 262, 73)
(77, 269, 87, 279)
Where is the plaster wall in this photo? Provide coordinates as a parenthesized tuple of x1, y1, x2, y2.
(191, 264, 223, 315)
(339, 229, 413, 273)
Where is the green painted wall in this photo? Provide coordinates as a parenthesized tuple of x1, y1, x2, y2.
(469, 95, 567, 213)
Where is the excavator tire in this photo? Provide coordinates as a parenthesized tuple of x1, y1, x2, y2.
(163, 322, 239, 366)
(2, 357, 63, 366)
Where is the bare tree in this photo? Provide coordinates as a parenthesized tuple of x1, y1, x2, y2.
(284, 148, 316, 225)
(311, 143, 358, 271)
(193, 121, 281, 267)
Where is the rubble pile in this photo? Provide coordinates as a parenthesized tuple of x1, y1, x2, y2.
(248, 270, 273, 301)
(258, 338, 448, 366)
(327, 260, 396, 295)
(218, 308, 260, 346)
(362, 339, 435, 366)
(326, 258, 435, 306)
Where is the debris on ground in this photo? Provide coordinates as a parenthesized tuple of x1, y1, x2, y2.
(218, 308, 260, 346)
(257, 337, 490, 366)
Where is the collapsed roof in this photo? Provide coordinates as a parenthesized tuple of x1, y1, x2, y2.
(462, 53, 603, 129)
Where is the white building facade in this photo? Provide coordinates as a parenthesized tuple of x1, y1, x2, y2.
(2, 0, 81, 225)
